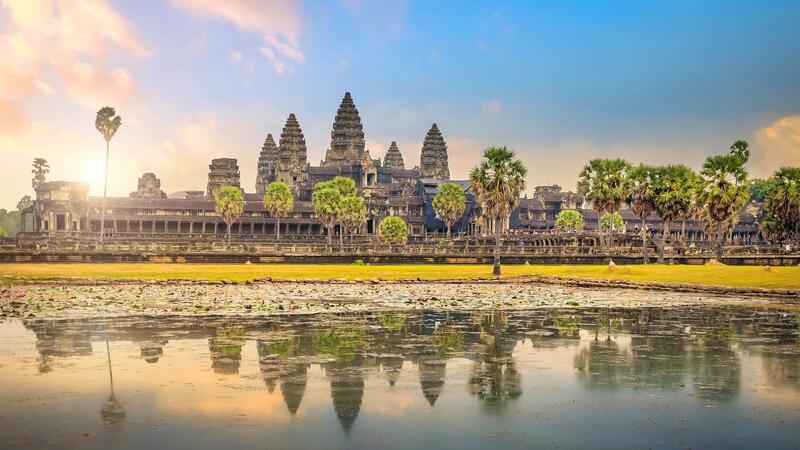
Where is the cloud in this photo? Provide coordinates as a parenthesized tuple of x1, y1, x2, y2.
(480, 99, 503, 116)
(173, 0, 304, 74)
(229, 50, 244, 63)
(0, 0, 149, 114)
(752, 115, 800, 177)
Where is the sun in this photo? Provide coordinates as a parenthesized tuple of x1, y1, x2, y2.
(78, 157, 108, 195)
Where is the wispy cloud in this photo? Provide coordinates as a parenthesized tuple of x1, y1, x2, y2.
(173, 0, 304, 75)
(0, 0, 149, 126)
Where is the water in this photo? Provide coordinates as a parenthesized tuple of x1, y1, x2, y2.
(1, 307, 799, 449)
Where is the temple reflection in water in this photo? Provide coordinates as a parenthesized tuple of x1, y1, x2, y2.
(19, 307, 800, 433)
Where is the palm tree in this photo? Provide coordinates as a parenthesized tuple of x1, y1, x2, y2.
(31, 158, 49, 232)
(760, 167, 800, 244)
(339, 195, 367, 242)
(577, 158, 631, 247)
(214, 186, 245, 244)
(95, 107, 122, 242)
(312, 187, 341, 244)
(432, 182, 467, 238)
(470, 147, 527, 276)
(626, 164, 657, 264)
(653, 165, 696, 263)
(728, 139, 750, 162)
(262, 181, 293, 240)
(696, 155, 749, 260)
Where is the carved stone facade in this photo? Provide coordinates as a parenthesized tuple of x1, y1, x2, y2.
(383, 141, 405, 170)
(255, 134, 278, 194)
(275, 113, 310, 189)
(206, 158, 241, 196)
(419, 123, 450, 180)
(130, 173, 166, 199)
(323, 92, 367, 168)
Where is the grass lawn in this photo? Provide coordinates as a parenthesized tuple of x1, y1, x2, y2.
(1, 263, 799, 290)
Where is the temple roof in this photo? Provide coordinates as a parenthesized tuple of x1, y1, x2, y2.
(325, 92, 366, 167)
(383, 141, 405, 170)
(279, 113, 307, 164)
(419, 123, 450, 179)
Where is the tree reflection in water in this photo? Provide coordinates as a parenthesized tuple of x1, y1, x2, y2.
(100, 341, 126, 431)
(14, 306, 800, 434)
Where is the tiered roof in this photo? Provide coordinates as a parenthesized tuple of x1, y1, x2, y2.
(324, 92, 366, 167)
(419, 123, 450, 179)
(278, 114, 307, 166)
(383, 141, 405, 170)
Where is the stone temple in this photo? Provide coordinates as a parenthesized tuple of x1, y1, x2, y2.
(19, 91, 762, 243)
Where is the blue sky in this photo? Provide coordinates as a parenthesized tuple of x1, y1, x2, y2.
(1, 0, 799, 209)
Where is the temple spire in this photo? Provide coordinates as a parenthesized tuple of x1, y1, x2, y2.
(383, 141, 405, 170)
(255, 133, 278, 194)
(323, 91, 366, 167)
(419, 123, 450, 179)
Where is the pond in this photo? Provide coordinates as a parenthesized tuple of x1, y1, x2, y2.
(1, 306, 799, 449)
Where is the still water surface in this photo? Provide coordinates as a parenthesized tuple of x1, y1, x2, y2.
(1, 307, 799, 449)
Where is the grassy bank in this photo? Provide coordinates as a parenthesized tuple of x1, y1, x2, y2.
(1, 263, 799, 289)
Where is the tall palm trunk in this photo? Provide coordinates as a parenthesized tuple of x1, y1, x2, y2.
(327, 225, 333, 244)
(100, 140, 109, 243)
(715, 228, 724, 261)
(276, 217, 281, 240)
(641, 217, 649, 264)
(446, 225, 451, 239)
(339, 224, 343, 245)
(658, 219, 670, 264)
(597, 209, 605, 247)
(226, 222, 232, 247)
(493, 217, 502, 276)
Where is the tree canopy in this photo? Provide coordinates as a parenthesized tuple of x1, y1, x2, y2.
(432, 182, 467, 238)
(554, 209, 584, 232)
(312, 187, 342, 243)
(262, 182, 293, 239)
(379, 216, 408, 244)
(696, 154, 750, 259)
(339, 195, 367, 238)
(761, 167, 800, 244)
(214, 186, 244, 241)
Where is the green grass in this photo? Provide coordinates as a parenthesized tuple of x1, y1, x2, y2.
(0, 263, 798, 290)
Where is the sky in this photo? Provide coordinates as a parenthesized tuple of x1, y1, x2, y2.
(1, 0, 800, 209)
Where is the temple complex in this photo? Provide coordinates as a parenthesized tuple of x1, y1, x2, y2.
(17, 91, 762, 244)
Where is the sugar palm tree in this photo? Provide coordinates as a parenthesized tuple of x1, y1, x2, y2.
(760, 167, 800, 244)
(728, 139, 750, 162)
(339, 195, 367, 242)
(95, 107, 122, 242)
(469, 147, 527, 276)
(214, 186, 245, 244)
(696, 155, 749, 260)
(262, 181, 293, 240)
(653, 165, 696, 263)
(626, 164, 657, 264)
(432, 182, 467, 238)
(312, 187, 341, 244)
(577, 158, 631, 247)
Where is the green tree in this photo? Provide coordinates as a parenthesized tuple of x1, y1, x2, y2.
(599, 212, 623, 233)
(577, 158, 631, 246)
(0, 209, 21, 237)
(315, 176, 358, 197)
(696, 155, 750, 260)
(31, 158, 49, 190)
(653, 165, 696, 263)
(31, 158, 49, 232)
(314, 176, 358, 244)
(470, 146, 527, 276)
(379, 216, 408, 245)
(95, 107, 122, 242)
(312, 187, 341, 244)
(339, 195, 367, 241)
(760, 167, 800, 244)
(0, 224, 6, 237)
(17, 195, 32, 211)
(432, 182, 467, 238)
(214, 186, 245, 243)
(554, 209, 584, 232)
(625, 164, 658, 264)
(262, 181, 293, 240)
(728, 139, 750, 162)
(748, 178, 770, 202)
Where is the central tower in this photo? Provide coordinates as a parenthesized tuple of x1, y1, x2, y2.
(323, 92, 366, 168)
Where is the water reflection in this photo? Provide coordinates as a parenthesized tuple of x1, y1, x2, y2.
(4, 306, 800, 448)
